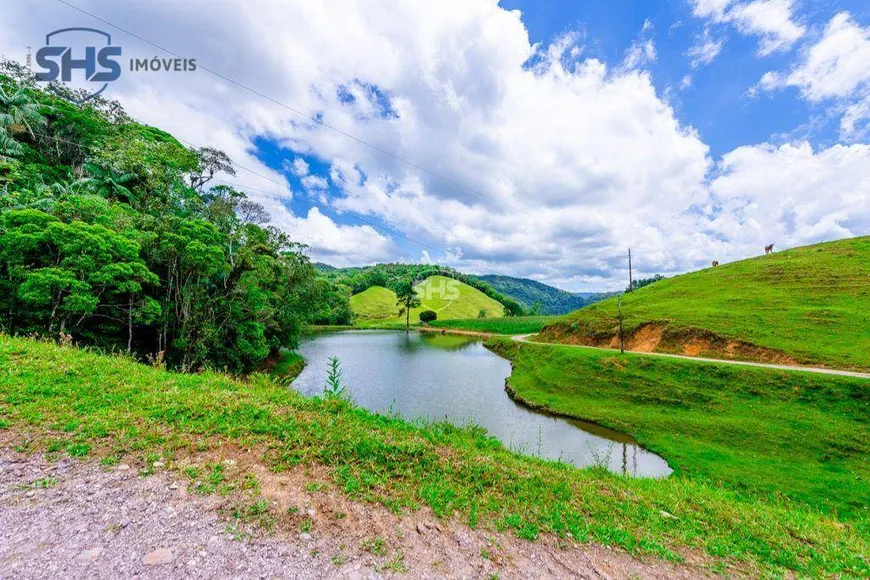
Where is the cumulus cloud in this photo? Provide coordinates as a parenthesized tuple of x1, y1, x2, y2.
(0, 0, 865, 290)
(690, 0, 805, 55)
(707, 142, 870, 247)
(758, 12, 870, 139)
(284, 208, 396, 266)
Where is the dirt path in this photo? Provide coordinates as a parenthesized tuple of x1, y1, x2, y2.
(0, 449, 714, 579)
(416, 326, 501, 339)
(511, 334, 870, 380)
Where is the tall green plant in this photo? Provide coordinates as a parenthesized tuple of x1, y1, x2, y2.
(323, 356, 348, 400)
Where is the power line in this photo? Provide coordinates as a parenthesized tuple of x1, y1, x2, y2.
(52, 0, 539, 221)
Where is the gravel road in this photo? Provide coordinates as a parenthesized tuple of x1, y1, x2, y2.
(0, 449, 713, 579)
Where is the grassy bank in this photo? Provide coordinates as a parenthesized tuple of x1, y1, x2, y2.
(267, 351, 306, 382)
(429, 315, 560, 335)
(542, 237, 870, 370)
(487, 339, 870, 518)
(0, 335, 868, 576)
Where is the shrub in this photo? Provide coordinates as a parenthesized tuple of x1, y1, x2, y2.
(419, 310, 437, 323)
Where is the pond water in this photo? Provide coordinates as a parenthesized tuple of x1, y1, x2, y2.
(292, 330, 672, 478)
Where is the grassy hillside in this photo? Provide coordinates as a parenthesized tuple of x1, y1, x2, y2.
(475, 274, 609, 315)
(540, 237, 870, 370)
(349, 286, 399, 321)
(351, 276, 505, 324)
(488, 339, 870, 517)
(1, 335, 868, 576)
(318, 263, 524, 315)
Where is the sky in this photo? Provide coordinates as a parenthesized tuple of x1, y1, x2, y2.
(1, 0, 869, 291)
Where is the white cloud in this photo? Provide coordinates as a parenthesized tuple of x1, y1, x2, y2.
(687, 27, 726, 68)
(622, 19, 657, 70)
(691, 0, 805, 55)
(707, 141, 870, 247)
(623, 39, 657, 70)
(289, 158, 310, 176)
(286, 208, 396, 266)
(691, 0, 734, 19)
(681, 74, 694, 90)
(301, 174, 329, 191)
(763, 13, 870, 100)
(758, 12, 870, 139)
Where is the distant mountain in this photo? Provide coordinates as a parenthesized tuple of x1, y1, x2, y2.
(473, 275, 611, 315)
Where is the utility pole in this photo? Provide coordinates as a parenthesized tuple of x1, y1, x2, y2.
(628, 248, 633, 292)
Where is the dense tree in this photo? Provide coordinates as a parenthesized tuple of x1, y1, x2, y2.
(627, 275, 665, 293)
(76, 162, 136, 205)
(0, 63, 342, 373)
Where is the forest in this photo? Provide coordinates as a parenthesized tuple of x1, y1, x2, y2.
(0, 60, 348, 373)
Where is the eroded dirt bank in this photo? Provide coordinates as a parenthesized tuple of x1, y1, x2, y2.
(0, 449, 714, 579)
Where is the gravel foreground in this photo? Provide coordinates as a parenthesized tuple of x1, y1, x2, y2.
(0, 449, 712, 579)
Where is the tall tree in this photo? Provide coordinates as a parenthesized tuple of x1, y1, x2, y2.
(395, 279, 421, 331)
(0, 86, 46, 139)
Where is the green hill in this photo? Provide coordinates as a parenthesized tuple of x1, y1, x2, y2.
(351, 275, 505, 324)
(349, 286, 398, 320)
(317, 263, 525, 315)
(539, 237, 870, 371)
(474, 274, 610, 315)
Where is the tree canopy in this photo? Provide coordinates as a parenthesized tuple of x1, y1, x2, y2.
(0, 61, 347, 372)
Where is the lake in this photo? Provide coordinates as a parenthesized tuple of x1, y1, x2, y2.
(292, 330, 671, 478)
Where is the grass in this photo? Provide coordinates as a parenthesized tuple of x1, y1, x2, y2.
(543, 236, 870, 370)
(351, 276, 506, 324)
(487, 339, 870, 518)
(268, 351, 305, 382)
(429, 315, 561, 335)
(0, 335, 868, 576)
(350, 286, 399, 321)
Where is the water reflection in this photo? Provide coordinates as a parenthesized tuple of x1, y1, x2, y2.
(292, 330, 672, 478)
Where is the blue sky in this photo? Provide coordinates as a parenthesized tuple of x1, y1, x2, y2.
(5, 0, 868, 290)
(506, 0, 869, 155)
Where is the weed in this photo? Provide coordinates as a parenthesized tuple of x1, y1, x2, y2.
(31, 476, 58, 488)
(323, 357, 348, 400)
(382, 552, 407, 573)
(362, 536, 387, 556)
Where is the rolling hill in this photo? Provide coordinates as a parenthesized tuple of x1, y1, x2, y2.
(350, 275, 505, 323)
(539, 236, 870, 371)
(317, 263, 524, 315)
(474, 274, 611, 315)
